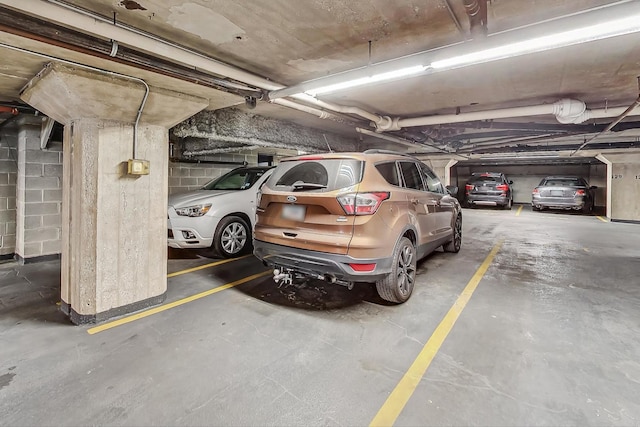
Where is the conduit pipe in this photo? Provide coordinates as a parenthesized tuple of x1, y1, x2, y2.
(378, 99, 640, 131)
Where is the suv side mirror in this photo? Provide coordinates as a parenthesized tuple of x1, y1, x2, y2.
(446, 185, 459, 196)
(509, 180, 514, 185)
(590, 185, 598, 190)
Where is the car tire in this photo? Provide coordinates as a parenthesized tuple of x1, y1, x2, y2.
(213, 215, 251, 258)
(503, 198, 512, 210)
(443, 213, 462, 253)
(376, 237, 416, 304)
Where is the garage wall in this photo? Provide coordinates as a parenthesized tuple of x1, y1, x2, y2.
(0, 130, 17, 257)
(168, 152, 257, 195)
(454, 163, 606, 205)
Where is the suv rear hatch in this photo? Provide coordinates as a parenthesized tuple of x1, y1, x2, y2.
(254, 157, 365, 255)
(467, 174, 504, 196)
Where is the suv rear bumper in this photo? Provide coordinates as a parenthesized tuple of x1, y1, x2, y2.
(467, 194, 509, 206)
(253, 240, 393, 282)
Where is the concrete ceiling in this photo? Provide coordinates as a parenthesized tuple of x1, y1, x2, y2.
(1, 0, 640, 157)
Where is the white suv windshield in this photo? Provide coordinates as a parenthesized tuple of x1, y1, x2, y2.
(202, 168, 268, 191)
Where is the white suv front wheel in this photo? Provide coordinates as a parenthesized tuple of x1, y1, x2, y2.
(214, 215, 250, 258)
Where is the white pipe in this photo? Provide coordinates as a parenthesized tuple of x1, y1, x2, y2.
(292, 94, 390, 127)
(389, 99, 640, 131)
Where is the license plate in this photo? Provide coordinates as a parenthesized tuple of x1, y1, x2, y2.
(551, 190, 563, 196)
(282, 204, 306, 221)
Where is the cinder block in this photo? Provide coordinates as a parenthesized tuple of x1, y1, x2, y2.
(198, 177, 213, 186)
(0, 186, 14, 198)
(44, 164, 63, 177)
(43, 189, 62, 202)
(42, 239, 61, 255)
(8, 174, 16, 185)
(23, 241, 43, 257)
(6, 221, 16, 235)
(25, 176, 60, 190)
(24, 202, 59, 215)
(24, 150, 61, 165)
(189, 168, 207, 177)
(1, 234, 16, 251)
(0, 210, 15, 222)
(24, 163, 44, 177)
(7, 197, 15, 210)
(0, 197, 5, 209)
(174, 167, 189, 177)
(42, 214, 61, 227)
(0, 160, 17, 173)
(24, 189, 43, 203)
(168, 177, 181, 187)
(0, 174, 8, 185)
(25, 227, 59, 242)
(181, 177, 197, 186)
(24, 216, 42, 230)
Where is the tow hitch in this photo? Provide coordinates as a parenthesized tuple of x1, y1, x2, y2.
(272, 267, 354, 290)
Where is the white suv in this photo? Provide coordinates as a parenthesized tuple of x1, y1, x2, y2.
(168, 166, 273, 258)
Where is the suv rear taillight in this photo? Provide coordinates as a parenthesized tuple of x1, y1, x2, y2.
(496, 184, 509, 191)
(465, 184, 474, 191)
(337, 192, 389, 215)
(575, 189, 586, 196)
(532, 188, 539, 195)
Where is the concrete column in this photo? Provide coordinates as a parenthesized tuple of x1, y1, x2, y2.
(597, 151, 640, 223)
(21, 63, 207, 323)
(0, 125, 18, 258)
(13, 116, 63, 262)
(418, 157, 459, 186)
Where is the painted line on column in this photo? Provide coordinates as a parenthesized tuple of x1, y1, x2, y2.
(515, 205, 523, 216)
(369, 241, 503, 427)
(167, 254, 252, 278)
(596, 216, 608, 223)
(87, 270, 271, 335)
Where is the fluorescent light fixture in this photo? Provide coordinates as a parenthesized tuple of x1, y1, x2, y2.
(431, 15, 640, 69)
(305, 65, 427, 96)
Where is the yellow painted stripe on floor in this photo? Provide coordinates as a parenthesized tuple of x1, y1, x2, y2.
(87, 270, 271, 335)
(370, 241, 503, 427)
(167, 254, 251, 278)
(596, 216, 608, 223)
(515, 205, 523, 216)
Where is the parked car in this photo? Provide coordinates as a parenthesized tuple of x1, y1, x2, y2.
(168, 166, 273, 258)
(465, 172, 513, 209)
(532, 176, 596, 213)
(253, 150, 462, 304)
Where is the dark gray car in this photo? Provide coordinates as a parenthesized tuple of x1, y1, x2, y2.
(532, 176, 596, 213)
(465, 172, 513, 209)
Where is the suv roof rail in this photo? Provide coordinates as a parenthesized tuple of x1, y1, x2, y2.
(363, 149, 415, 158)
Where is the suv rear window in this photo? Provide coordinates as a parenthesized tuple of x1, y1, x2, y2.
(469, 175, 499, 183)
(267, 159, 363, 192)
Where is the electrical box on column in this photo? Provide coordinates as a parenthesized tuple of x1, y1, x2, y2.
(127, 159, 150, 175)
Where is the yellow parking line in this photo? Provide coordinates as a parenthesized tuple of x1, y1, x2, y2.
(167, 254, 251, 278)
(87, 270, 271, 335)
(515, 205, 523, 216)
(596, 216, 608, 223)
(370, 241, 503, 427)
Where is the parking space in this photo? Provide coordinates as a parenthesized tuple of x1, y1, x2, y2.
(1, 206, 639, 426)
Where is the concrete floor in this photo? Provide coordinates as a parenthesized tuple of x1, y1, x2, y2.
(1, 206, 639, 426)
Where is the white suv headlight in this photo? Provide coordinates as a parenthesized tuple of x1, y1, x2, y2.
(175, 204, 212, 217)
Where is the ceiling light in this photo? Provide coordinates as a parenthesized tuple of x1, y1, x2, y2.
(305, 65, 427, 96)
(431, 15, 640, 69)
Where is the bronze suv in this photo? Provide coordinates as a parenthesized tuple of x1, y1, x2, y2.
(253, 150, 462, 303)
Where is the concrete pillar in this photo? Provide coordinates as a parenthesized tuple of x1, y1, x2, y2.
(418, 157, 459, 186)
(13, 116, 63, 262)
(0, 124, 18, 258)
(21, 63, 207, 323)
(596, 151, 640, 223)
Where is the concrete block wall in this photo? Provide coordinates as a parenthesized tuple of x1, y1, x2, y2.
(15, 119, 63, 260)
(0, 131, 18, 257)
(168, 152, 258, 195)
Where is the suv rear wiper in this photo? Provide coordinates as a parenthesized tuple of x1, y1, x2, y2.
(291, 181, 327, 191)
